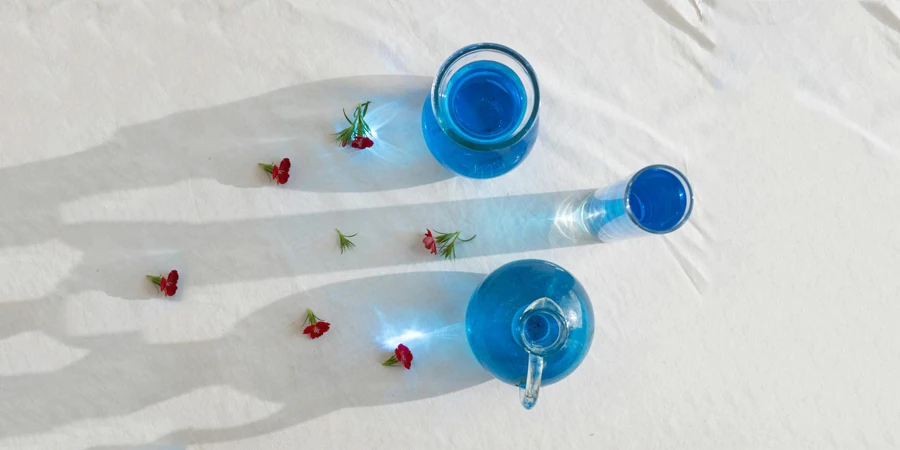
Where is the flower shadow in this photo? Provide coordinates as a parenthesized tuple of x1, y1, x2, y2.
(0, 271, 491, 446)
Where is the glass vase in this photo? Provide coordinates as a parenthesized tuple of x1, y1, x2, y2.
(581, 165, 694, 242)
(421, 43, 540, 179)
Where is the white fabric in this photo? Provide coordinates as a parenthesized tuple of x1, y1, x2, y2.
(2, 1, 899, 448)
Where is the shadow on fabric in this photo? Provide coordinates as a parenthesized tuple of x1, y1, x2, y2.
(0, 189, 595, 340)
(0, 75, 451, 257)
(0, 75, 448, 209)
(0, 75, 600, 445)
(0, 272, 491, 445)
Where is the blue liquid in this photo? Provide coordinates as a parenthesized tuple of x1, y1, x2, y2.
(465, 260, 594, 387)
(422, 60, 538, 178)
(523, 312, 560, 346)
(628, 167, 689, 231)
(445, 60, 526, 139)
(583, 166, 691, 239)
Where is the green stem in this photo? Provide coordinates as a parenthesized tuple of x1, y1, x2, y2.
(431, 230, 476, 260)
(351, 102, 372, 136)
(305, 308, 318, 326)
(258, 163, 273, 174)
(336, 229, 357, 254)
(334, 101, 374, 145)
(146, 275, 161, 285)
(382, 354, 399, 366)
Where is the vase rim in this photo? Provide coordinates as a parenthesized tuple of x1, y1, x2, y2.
(430, 42, 540, 151)
(624, 165, 695, 234)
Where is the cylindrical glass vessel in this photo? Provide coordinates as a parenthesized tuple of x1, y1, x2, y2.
(581, 165, 694, 242)
(421, 43, 540, 179)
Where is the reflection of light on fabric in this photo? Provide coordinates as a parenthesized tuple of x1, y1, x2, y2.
(334, 99, 421, 165)
(380, 324, 465, 350)
(382, 330, 426, 349)
(332, 100, 405, 138)
(365, 100, 407, 135)
(552, 192, 590, 242)
(374, 306, 465, 350)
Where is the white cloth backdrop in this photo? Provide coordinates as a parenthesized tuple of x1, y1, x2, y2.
(1, 1, 899, 448)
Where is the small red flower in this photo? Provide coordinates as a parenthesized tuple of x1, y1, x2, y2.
(382, 343, 414, 369)
(147, 269, 179, 297)
(272, 158, 291, 184)
(423, 229, 437, 255)
(395, 344, 413, 369)
(350, 136, 374, 149)
(258, 158, 291, 185)
(301, 308, 330, 339)
(303, 321, 331, 339)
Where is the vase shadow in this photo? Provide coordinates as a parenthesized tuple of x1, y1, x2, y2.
(213, 75, 452, 192)
(0, 75, 451, 255)
(0, 271, 491, 445)
(0, 189, 596, 346)
(76, 190, 594, 299)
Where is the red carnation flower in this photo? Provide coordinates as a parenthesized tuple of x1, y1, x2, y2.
(258, 158, 291, 185)
(382, 343, 413, 370)
(301, 308, 331, 339)
(146, 270, 179, 297)
(350, 136, 374, 149)
(423, 229, 437, 255)
(304, 321, 331, 339)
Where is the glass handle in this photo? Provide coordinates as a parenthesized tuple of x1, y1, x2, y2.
(519, 353, 544, 410)
(514, 296, 569, 410)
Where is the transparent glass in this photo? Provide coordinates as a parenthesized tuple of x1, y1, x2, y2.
(581, 165, 694, 242)
(465, 260, 594, 409)
(421, 43, 540, 179)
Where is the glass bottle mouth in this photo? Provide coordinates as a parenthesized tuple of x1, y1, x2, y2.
(430, 43, 540, 151)
(624, 165, 695, 234)
(514, 297, 569, 357)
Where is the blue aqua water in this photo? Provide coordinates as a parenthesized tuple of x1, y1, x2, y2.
(583, 166, 690, 239)
(422, 60, 538, 178)
(465, 260, 594, 387)
(627, 167, 689, 231)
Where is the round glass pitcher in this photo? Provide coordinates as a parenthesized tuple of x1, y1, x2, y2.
(421, 43, 540, 179)
(465, 260, 594, 409)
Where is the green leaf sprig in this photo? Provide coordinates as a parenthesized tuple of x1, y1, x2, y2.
(433, 230, 476, 260)
(334, 101, 372, 147)
(336, 228, 357, 254)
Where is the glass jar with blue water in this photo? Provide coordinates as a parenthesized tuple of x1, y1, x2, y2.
(465, 260, 594, 409)
(582, 164, 694, 242)
(422, 43, 540, 179)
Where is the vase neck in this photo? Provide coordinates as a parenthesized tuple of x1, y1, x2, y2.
(431, 43, 539, 151)
(513, 297, 569, 357)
